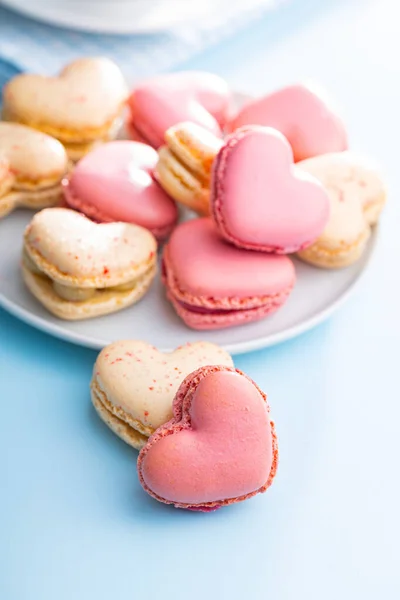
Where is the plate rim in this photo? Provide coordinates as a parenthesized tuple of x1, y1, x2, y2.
(0, 229, 378, 354)
(0, 0, 230, 35)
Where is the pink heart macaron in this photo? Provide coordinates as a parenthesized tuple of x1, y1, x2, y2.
(63, 141, 178, 241)
(127, 71, 231, 148)
(162, 217, 295, 330)
(211, 126, 330, 253)
(229, 83, 348, 162)
(137, 365, 278, 511)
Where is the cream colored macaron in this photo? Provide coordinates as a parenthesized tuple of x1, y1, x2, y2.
(155, 121, 223, 215)
(0, 122, 69, 219)
(2, 57, 128, 161)
(90, 340, 234, 449)
(297, 152, 386, 268)
(22, 208, 157, 320)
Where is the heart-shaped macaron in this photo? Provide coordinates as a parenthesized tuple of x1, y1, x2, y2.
(63, 141, 178, 240)
(22, 208, 157, 319)
(91, 340, 234, 449)
(211, 126, 330, 253)
(229, 83, 348, 162)
(2, 58, 128, 159)
(138, 365, 278, 510)
(0, 121, 68, 218)
(162, 218, 295, 330)
(155, 122, 223, 215)
(128, 71, 231, 148)
(297, 152, 386, 268)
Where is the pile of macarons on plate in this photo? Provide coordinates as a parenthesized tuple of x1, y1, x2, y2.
(0, 57, 386, 510)
(0, 57, 386, 351)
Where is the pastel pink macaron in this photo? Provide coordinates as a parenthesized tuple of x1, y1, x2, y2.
(211, 126, 330, 253)
(229, 83, 348, 162)
(138, 365, 278, 511)
(162, 217, 295, 330)
(63, 141, 178, 241)
(128, 71, 231, 148)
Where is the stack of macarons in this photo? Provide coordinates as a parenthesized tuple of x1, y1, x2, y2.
(91, 340, 278, 511)
(0, 58, 386, 325)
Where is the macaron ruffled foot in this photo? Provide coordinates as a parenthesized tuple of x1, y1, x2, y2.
(162, 218, 295, 330)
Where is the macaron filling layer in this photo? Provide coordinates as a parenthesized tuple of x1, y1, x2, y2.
(91, 377, 149, 447)
(6, 183, 62, 201)
(2, 107, 124, 144)
(0, 172, 17, 198)
(175, 297, 286, 316)
(155, 147, 210, 215)
(23, 249, 151, 303)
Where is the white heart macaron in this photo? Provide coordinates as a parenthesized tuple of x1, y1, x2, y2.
(91, 340, 234, 449)
(0, 122, 69, 219)
(22, 208, 157, 319)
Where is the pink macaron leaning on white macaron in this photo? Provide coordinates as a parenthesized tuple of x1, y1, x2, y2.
(138, 365, 278, 511)
(210, 126, 331, 254)
(90, 340, 234, 449)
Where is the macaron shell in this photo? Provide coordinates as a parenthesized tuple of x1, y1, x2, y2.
(138, 366, 278, 509)
(64, 141, 178, 237)
(167, 295, 287, 330)
(24, 208, 157, 286)
(229, 84, 348, 162)
(0, 122, 68, 186)
(164, 218, 296, 300)
(92, 340, 234, 436)
(128, 71, 230, 148)
(211, 127, 330, 253)
(2, 58, 128, 134)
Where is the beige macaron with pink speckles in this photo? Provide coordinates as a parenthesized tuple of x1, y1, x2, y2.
(90, 340, 234, 449)
(155, 121, 223, 215)
(2, 57, 128, 161)
(22, 207, 157, 320)
(297, 152, 386, 268)
(0, 122, 69, 219)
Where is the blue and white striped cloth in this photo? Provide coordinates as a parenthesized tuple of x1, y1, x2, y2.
(0, 1, 280, 83)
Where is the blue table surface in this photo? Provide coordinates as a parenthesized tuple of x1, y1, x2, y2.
(2, 1, 400, 598)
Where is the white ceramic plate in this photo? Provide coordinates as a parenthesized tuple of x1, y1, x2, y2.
(0, 208, 377, 354)
(0, 0, 255, 34)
